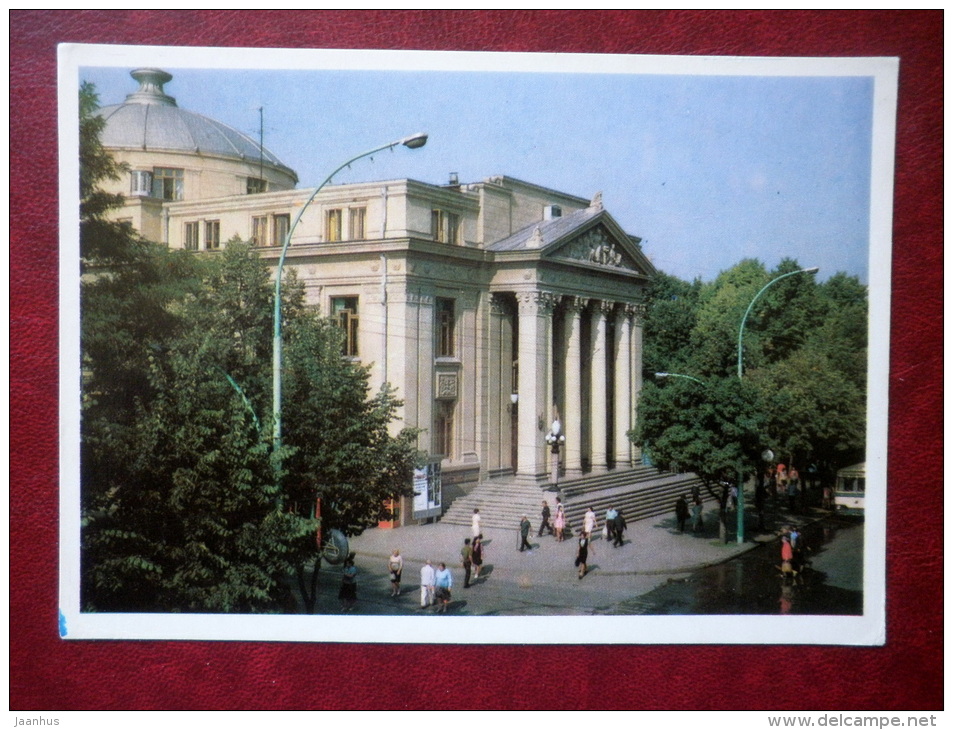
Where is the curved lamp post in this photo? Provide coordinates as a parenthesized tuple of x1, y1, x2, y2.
(654, 372, 704, 385)
(272, 133, 428, 464)
(734, 265, 818, 542)
(737, 267, 819, 379)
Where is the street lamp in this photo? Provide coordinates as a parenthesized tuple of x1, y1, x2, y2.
(272, 133, 428, 465)
(654, 372, 704, 385)
(736, 267, 819, 379)
(734, 266, 819, 543)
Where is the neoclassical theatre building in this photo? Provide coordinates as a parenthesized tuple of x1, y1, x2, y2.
(94, 68, 657, 523)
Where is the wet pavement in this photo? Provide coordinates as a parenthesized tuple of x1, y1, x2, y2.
(294, 505, 863, 617)
(618, 515, 864, 615)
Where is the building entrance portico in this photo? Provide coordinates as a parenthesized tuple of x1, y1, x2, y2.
(490, 291, 646, 486)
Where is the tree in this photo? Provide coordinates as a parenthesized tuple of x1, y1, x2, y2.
(634, 376, 766, 540)
(632, 257, 868, 524)
(80, 82, 419, 613)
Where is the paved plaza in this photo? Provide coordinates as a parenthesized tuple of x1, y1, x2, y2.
(304, 505, 789, 616)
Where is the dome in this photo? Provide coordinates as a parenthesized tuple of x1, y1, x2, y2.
(97, 68, 297, 183)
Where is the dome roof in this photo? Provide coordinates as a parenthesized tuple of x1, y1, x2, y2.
(97, 69, 297, 181)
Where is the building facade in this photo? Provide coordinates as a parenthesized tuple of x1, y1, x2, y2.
(95, 68, 656, 511)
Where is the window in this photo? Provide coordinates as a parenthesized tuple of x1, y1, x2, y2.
(273, 214, 290, 247)
(349, 207, 367, 240)
(434, 401, 455, 459)
(152, 167, 184, 201)
(326, 209, 343, 242)
(431, 209, 460, 245)
(252, 216, 269, 247)
(184, 222, 200, 251)
(436, 298, 455, 358)
(130, 170, 152, 197)
(246, 177, 267, 194)
(331, 296, 359, 357)
(204, 220, 221, 249)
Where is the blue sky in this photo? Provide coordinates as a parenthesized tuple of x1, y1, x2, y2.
(80, 61, 875, 284)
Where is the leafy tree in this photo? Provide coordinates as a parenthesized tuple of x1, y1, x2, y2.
(80, 82, 418, 613)
(632, 256, 868, 525)
(634, 376, 766, 540)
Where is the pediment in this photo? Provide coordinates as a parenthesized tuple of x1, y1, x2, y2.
(548, 223, 649, 275)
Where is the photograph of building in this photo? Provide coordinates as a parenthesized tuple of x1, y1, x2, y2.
(64, 47, 894, 641)
(93, 67, 660, 528)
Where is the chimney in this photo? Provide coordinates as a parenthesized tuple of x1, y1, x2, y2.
(543, 204, 562, 220)
(448, 172, 459, 186)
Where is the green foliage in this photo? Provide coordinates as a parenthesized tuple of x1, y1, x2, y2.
(80, 84, 418, 612)
(633, 258, 867, 484)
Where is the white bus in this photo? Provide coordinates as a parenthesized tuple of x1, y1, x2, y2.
(834, 462, 866, 512)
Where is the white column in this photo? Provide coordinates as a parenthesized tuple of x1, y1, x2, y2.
(589, 300, 610, 473)
(630, 303, 646, 462)
(562, 297, 585, 477)
(613, 304, 633, 468)
(515, 291, 554, 482)
(416, 292, 435, 455)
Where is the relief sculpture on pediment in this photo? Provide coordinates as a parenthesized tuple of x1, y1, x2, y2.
(558, 226, 632, 270)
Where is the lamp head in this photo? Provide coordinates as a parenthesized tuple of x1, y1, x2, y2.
(400, 133, 428, 149)
(803, 266, 820, 274)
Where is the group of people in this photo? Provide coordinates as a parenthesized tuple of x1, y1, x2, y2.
(337, 500, 631, 612)
(534, 502, 625, 578)
(674, 493, 705, 534)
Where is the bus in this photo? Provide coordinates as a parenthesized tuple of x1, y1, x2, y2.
(834, 462, 866, 512)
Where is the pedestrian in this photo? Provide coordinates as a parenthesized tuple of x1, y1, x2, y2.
(338, 556, 358, 612)
(471, 508, 482, 539)
(691, 495, 704, 533)
(419, 559, 436, 608)
(471, 534, 484, 581)
(788, 466, 801, 511)
(605, 506, 618, 542)
(583, 506, 598, 538)
(780, 535, 796, 584)
(519, 515, 532, 552)
(675, 495, 689, 533)
(554, 497, 566, 542)
(388, 549, 403, 597)
(434, 562, 453, 612)
(538, 500, 553, 537)
(575, 533, 592, 579)
(461, 538, 473, 588)
(612, 510, 627, 547)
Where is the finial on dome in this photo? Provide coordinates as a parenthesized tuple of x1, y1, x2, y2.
(125, 68, 177, 106)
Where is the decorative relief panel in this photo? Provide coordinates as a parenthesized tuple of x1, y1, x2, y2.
(555, 225, 638, 271)
(436, 372, 458, 400)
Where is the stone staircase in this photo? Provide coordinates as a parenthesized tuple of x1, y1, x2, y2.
(439, 465, 707, 532)
(438, 479, 558, 532)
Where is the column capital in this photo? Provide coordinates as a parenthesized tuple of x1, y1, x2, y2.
(516, 290, 558, 315)
(625, 302, 648, 323)
(490, 292, 514, 315)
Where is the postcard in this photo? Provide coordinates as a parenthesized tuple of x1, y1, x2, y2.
(59, 43, 896, 644)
